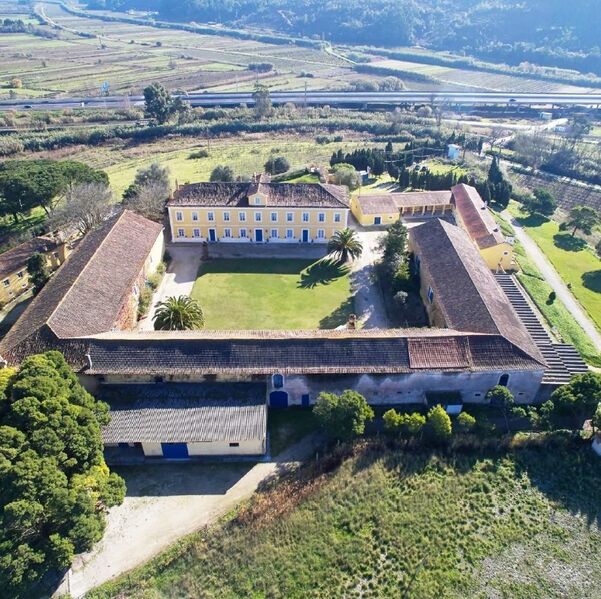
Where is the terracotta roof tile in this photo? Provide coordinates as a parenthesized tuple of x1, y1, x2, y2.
(451, 184, 506, 249)
(0, 236, 62, 279)
(0, 211, 162, 361)
(410, 218, 545, 366)
(169, 181, 349, 209)
(357, 191, 453, 214)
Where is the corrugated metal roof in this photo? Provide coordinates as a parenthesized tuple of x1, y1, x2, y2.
(102, 395, 267, 444)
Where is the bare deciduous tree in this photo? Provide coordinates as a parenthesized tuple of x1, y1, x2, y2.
(51, 182, 113, 235)
(123, 180, 169, 221)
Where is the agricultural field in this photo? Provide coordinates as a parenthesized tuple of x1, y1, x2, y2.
(0, 0, 349, 97)
(3, 1, 599, 98)
(190, 258, 353, 330)
(90, 441, 601, 598)
(510, 167, 601, 217)
(368, 57, 600, 94)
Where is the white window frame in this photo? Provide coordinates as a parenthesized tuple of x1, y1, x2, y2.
(286, 212, 294, 222)
(224, 228, 232, 238)
(270, 212, 278, 222)
(193, 228, 201, 238)
(318, 212, 325, 222)
(239, 211, 246, 222)
(223, 211, 231, 222)
(271, 228, 278, 239)
(192, 211, 199, 221)
(255, 212, 262, 222)
(334, 212, 341, 223)
(177, 228, 185, 238)
(2, 279, 9, 287)
(427, 286, 434, 303)
(286, 228, 294, 239)
(17, 271, 24, 279)
(254, 196, 261, 205)
(207, 211, 215, 222)
(175, 211, 183, 222)
(317, 228, 325, 239)
(302, 212, 310, 222)
(240, 228, 247, 238)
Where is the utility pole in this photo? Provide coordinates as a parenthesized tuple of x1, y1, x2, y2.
(304, 80, 307, 112)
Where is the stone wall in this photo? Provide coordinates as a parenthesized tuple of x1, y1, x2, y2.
(268, 370, 544, 406)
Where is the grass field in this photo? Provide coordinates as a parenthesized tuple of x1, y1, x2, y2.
(190, 258, 353, 329)
(100, 137, 373, 197)
(508, 202, 601, 332)
(90, 440, 601, 598)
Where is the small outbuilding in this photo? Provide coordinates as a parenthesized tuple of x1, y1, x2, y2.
(103, 395, 267, 458)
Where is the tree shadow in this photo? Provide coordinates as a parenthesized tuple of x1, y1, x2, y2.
(319, 296, 355, 329)
(298, 258, 350, 289)
(553, 233, 587, 252)
(582, 270, 601, 293)
(516, 213, 549, 228)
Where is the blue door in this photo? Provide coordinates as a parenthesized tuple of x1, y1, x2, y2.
(374, 216, 382, 225)
(208, 228, 217, 242)
(255, 229, 263, 242)
(301, 394, 310, 407)
(161, 443, 189, 459)
(302, 229, 309, 243)
(270, 391, 288, 408)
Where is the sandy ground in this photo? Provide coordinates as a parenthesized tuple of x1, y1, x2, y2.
(503, 210, 601, 352)
(57, 435, 321, 598)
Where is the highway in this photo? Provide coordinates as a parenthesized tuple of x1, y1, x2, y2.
(1, 91, 601, 111)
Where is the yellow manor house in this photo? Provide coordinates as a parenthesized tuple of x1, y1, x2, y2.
(167, 174, 350, 243)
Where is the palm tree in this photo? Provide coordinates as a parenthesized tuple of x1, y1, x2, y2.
(328, 228, 363, 263)
(153, 296, 205, 331)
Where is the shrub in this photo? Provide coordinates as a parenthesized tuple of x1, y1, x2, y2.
(426, 405, 452, 444)
(210, 165, 234, 182)
(189, 149, 209, 159)
(456, 412, 476, 433)
(313, 390, 374, 440)
(137, 285, 154, 318)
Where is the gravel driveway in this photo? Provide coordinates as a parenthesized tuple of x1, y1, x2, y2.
(57, 434, 322, 598)
(138, 245, 202, 331)
(350, 230, 389, 329)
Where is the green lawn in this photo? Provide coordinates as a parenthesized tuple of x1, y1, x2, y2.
(90, 439, 601, 598)
(190, 258, 354, 329)
(508, 201, 601, 332)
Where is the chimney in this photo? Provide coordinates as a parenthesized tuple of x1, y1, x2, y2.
(347, 313, 357, 330)
(85, 352, 93, 370)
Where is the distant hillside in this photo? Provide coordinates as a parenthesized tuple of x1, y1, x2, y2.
(86, 0, 601, 76)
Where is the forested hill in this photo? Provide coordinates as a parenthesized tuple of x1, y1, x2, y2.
(86, 0, 601, 75)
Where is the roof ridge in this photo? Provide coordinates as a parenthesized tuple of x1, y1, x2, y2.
(434, 219, 544, 366)
(317, 182, 350, 208)
(46, 212, 126, 336)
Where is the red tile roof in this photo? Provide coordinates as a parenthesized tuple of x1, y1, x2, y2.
(357, 191, 453, 215)
(451, 184, 506, 249)
(169, 181, 349, 209)
(410, 218, 545, 367)
(0, 211, 162, 362)
(0, 236, 62, 279)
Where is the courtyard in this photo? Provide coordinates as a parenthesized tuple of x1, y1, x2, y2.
(190, 258, 354, 329)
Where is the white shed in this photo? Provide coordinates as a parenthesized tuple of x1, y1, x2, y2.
(103, 396, 267, 458)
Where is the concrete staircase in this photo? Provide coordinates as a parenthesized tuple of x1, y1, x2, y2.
(495, 273, 588, 385)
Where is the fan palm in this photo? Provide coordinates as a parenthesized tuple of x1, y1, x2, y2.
(327, 228, 363, 263)
(153, 295, 205, 331)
